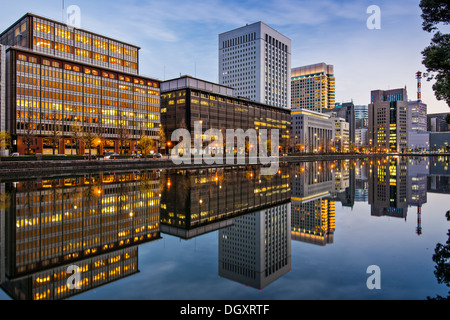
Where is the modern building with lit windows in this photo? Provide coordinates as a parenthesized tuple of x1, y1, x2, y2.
(0, 13, 160, 155)
(218, 21, 291, 109)
(160, 75, 291, 155)
(0, 13, 139, 74)
(291, 63, 335, 113)
(368, 88, 409, 153)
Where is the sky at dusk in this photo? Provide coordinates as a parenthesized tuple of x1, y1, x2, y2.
(1, 0, 448, 113)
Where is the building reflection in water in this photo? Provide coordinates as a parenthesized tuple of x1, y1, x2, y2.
(218, 203, 292, 290)
(369, 157, 409, 219)
(290, 161, 342, 246)
(1, 157, 446, 299)
(0, 171, 161, 300)
(159, 165, 291, 239)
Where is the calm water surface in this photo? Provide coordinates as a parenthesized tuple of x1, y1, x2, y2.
(0, 156, 449, 300)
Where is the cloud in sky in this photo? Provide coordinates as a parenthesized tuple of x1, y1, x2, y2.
(0, 0, 447, 112)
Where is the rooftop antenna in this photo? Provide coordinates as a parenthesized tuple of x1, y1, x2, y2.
(62, 0, 65, 23)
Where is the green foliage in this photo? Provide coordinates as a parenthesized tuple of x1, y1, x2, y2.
(419, 0, 450, 107)
(419, 0, 450, 32)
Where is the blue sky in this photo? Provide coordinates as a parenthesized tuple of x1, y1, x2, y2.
(0, 0, 448, 113)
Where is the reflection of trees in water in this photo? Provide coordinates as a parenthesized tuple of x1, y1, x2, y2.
(428, 210, 450, 300)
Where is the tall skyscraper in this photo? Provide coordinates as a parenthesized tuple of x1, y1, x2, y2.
(291, 63, 335, 113)
(354, 105, 368, 128)
(218, 21, 291, 109)
(368, 88, 408, 153)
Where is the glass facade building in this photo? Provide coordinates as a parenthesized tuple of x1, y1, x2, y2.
(0, 14, 160, 155)
(0, 13, 139, 75)
(161, 75, 291, 155)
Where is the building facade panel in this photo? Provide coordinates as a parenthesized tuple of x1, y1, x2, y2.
(7, 48, 159, 155)
(219, 22, 291, 109)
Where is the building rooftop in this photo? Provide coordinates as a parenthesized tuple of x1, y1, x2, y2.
(0, 12, 141, 49)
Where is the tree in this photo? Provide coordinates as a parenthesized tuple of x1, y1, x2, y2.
(137, 136, 154, 156)
(419, 0, 450, 107)
(49, 111, 62, 155)
(117, 112, 130, 155)
(23, 110, 35, 155)
(428, 210, 450, 300)
(0, 131, 11, 155)
(159, 124, 167, 153)
(72, 119, 84, 155)
(83, 126, 99, 160)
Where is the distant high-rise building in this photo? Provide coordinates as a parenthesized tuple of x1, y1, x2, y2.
(354, 105, 368, 128)
(427, 112, 450, 132)
(324, 102, 355, 144)
(291, 63, 335, 113)
(408, 100, 427, 132)
(368, 88, 408, 152)
(219, 21, 291, 109)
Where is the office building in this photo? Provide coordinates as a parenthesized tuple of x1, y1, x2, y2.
(430, 132, 450, 152)
(427, 112, 449, 132)
(408, 100, 427, 132)
(355, 105, 368, 128)
(219, 21, 291, 109)
(324, 102, 355, 145)
(0, 13, 139, 74)
(368, 88, 408, 152)
(330, 112, 350, 152)
(355, 128, 368, 148)
(291, 63, 335, 113)
(160, 75, 291, 155)
(291, 109, 334, 153)
(0, 13, 160, 155)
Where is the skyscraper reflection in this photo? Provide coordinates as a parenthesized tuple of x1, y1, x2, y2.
(218, 203, 291, 290)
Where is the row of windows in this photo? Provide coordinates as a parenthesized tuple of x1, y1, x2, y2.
(33, 21, 138, 58)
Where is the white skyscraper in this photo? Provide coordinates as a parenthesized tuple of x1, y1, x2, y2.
(219, 21, 291, 109)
